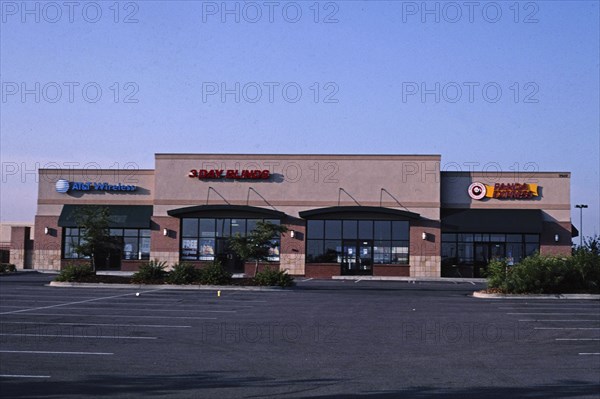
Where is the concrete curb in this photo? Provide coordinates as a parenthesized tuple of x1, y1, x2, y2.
(332, 276, 487, 283)
(472, 291, 600, 300)
(48, 281, 285, 291)
(0, 270, 58, 276)
(95, 271, 250, 279)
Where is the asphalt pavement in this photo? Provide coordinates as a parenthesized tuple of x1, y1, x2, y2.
(0, 273, 598, 398)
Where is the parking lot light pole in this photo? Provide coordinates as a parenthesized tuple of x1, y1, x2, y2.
(575, 204, 588, 247)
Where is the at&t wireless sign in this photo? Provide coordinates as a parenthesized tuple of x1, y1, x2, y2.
(55, 179, 137, 193)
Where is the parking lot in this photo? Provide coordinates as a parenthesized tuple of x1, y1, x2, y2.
(1, 273, 598, 398)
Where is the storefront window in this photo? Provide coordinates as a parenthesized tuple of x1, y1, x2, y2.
(391, 242, 409, 263)
(374, 241, 391, 264)
(490, 234, 506, 242)
(306, 219, 409, 265)
(199, 238, 216, 260)
(216, 219, 231, 237)
(231, 219, 246, 236)
(63, 228, 81, 259)
(182, 219, 198, 237)
(358, 221, 373, 239)
(306, 239, 323, 263)
(441, 233, 540, 277)
(123, 236, 138, 260)
(181, 218, 281, 261)
(63, 228, 150, 260)
(324, 240, 342, 262)
(343, 221, 358, 239)
(200, 219, 216, 237)
(325, 220, 342, 239)
(307, 220, 324, 239)
(374, 221, 392, 240)
(392, 221, 409, 240)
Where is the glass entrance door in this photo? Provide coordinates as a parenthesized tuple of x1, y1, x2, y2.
(474, 243, 505, 277)
(490, 243, 505, 262)
(96, 238, 122, 270)
(341, 243, 357, 275)
(341, 241, 373, 276)
(358, 240, 373, 275)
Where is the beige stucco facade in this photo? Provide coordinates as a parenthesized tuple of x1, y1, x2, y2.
(27, 154, 573, 277)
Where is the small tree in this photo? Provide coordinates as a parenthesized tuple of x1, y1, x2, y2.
(73, 206, 120, 272)
(227, 221, 288, 276)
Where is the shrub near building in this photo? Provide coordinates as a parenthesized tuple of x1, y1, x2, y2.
(487, 237, 600, 294)
(132, 259, 233, 285)
(54, 259, 293, 287)
(55, 263, 95, 282)
(0, 263, 17, 274)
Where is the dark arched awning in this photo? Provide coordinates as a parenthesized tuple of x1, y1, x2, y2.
(58, 205, 153, 228)
(299, 206, 420, 220)
(441, 209, 543, 233)
(167, 205, 286, 219)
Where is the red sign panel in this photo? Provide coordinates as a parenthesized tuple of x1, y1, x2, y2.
(189, 169, 270, 180)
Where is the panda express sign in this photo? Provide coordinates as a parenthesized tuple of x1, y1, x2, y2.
(468, 182, 539, 200)
(189, 169, 270, 180)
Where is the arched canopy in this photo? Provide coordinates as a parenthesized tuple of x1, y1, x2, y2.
(299, 206, 420, 220)
(167, 205, 286, 219)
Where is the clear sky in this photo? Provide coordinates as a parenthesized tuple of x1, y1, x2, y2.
(1, 0, 599, 239)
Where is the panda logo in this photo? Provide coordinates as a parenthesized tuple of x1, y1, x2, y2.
(468, 182, 487, 200)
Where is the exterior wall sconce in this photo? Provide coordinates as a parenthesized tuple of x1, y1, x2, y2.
(554, 234, 559, 242)
(290, 230, 295, 238)
(422, 232, 427, 240)
(163, 228, 169, 236)
(44, 227, 49, 235)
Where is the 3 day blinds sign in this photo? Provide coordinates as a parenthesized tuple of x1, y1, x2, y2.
(468, 182, 539, 200)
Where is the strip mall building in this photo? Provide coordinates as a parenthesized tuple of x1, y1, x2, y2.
(23, 154, 576, 278)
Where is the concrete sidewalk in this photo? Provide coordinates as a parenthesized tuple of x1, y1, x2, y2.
(332, 275, 487, 283)
(472, 291, 600, 300)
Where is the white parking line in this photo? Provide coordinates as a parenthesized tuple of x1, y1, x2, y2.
(500, 306, 600, 309)
(0, 321, 191, 328)
(0, 294, 107, 300)
(0, 333, 157, 339)
(534, 327, 600, 330)
(0, 374, 51, 378)
(579, 353, 600, 355)
(0, 350, 113, 355)
(0, 289, 168, 315)
(4, 313, 218, 320)
(41, 307, 236, 313)
(519, 319, 600, 322)
(72, 303, 256, 309)
(508, 313, 600, 316)
(556, 338, 600, 341)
